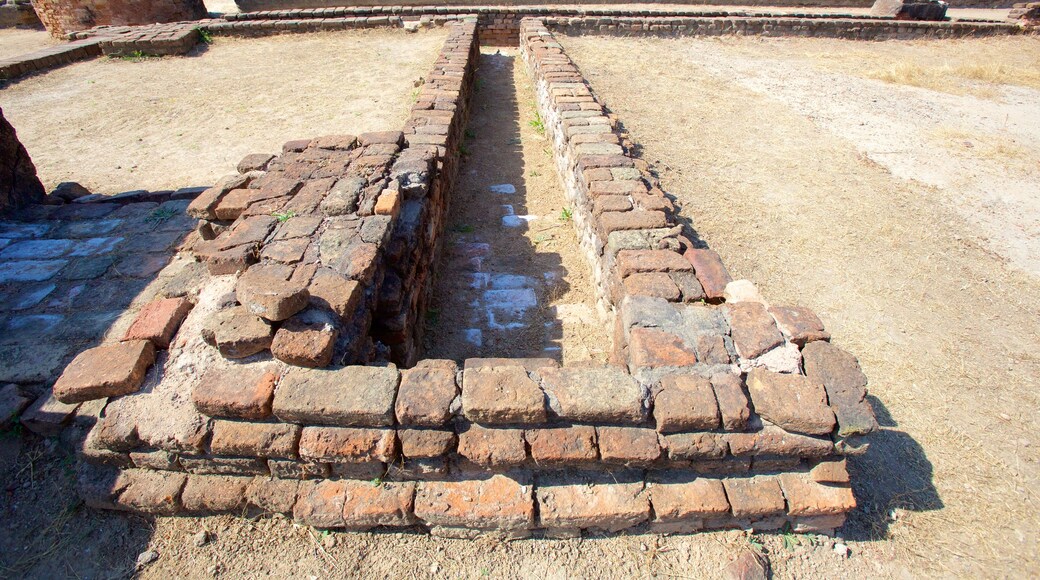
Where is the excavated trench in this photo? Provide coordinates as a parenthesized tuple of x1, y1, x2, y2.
(422, 46, 610, 365)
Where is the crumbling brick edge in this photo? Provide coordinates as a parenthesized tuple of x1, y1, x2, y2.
(55, 19, 885, 538)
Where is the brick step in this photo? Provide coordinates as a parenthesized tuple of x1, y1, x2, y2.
(78, 464, 854, 536)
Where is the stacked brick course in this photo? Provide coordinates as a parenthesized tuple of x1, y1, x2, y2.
(55, 19, 883, 537)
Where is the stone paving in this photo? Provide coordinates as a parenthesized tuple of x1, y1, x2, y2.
(0, 195, 206, 433)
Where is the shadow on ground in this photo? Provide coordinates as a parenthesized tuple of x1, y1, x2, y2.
(0, 198, 200, 578)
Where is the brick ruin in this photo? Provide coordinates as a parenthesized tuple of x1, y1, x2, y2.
(10, 19, 883, 537)
(30, 0, 206, 37)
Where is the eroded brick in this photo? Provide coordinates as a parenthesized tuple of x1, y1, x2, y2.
(396, 361, 459, 427)
(122, 297, 193, 349)
(415, 474, 535, 531)
(654, 374, 721, 433)
(746, 368, 835, 436)
(461, 366, 546, 425)
(192, 364, 279, 420)
(526, 426, 597, 465)
(53, 341, 156, 404)
(538, 366, 644, 423)
(273, 365, 398, 427)
(209, 420, 300, 459)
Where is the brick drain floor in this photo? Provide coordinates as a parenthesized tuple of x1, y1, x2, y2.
(424, 47, 609, 364)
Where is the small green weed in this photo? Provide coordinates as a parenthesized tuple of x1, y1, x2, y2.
(558, 207, 573, 221)
(465, 129, 476, 140)
(145, 206, 177, 224)
(451, 223, 474, 234)
(529, 112, 546, 136)
(117, 50, 155, 62)
(458, 142, 470, 156)
(370, 476, 383, 486)
(529, 170, 541, 177)
(195, 27, 213, 44)
(272, 210, 297, 222)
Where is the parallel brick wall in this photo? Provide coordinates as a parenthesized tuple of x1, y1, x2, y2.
(57, 19, 882, 537)
(30, 0, 206, 37)
(373, 21, 479, 366)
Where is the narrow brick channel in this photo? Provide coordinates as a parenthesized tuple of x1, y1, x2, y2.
(423, 46, 610, 364)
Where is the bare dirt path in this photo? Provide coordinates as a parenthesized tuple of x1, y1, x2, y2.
(563, 33, 1040, 578)
(424, 47, 610, 364)
(0, 29, 446, 195)
(0, 28, 57, 60)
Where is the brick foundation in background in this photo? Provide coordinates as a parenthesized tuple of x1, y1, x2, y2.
(1, 5, 1026, 83)
(30, 0, 206, 37)
(8, 17, 887, 536)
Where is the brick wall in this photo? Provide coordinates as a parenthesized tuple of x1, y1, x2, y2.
(0, 108, 45, 212)
(30, 0, 206, 37)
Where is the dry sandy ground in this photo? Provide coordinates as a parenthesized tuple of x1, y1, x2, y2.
(424, 48, 610, 365)
(562, 34, 1040, 577)
(0, 28, 57, 60)
(3, 32, 1039, 580)
(0, 29, 446, 194)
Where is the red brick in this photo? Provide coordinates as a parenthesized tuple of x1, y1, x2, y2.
(778, 473, 856, 516)
(600, 210, 667, 233)
(623, 272, 681, 301)
(294, 480, 347, 528)
(616, 249, 692, 278)
(246, 477, 299, 514)
(654, 374, 721, 433)
(710, 373, 751, 431)
(456, 423, 526, 468)
(526, 426, 597, 465)
(399, 428, 456, 458)
(374, 189, 400, 217)
(115, 469, 186, 515)
(298, 426, 397, 464)
(724, 302, 784, 360)
(597, 426, 661, 465)
(209, 420, 300, 459)
(308, 268, 362, 319)
(725, 425, 834, 458)
(122, 297, 193, 349)
(683, 248, 732, 301)
(802, 341, 877, 437)
(746, 368, 835, 436)
(237, 153, 275, 173)
(236, 264, 309, 322)
(270, 317, 337, 368)
(537, 475, 649, 533)
(649, 475, 730, 531)
(53, 341, 156, 404)
(461, 366, 547, 425)
(192, 364, 279, 420)
(395, 360, 458, 427)
(660, 432, 727, 460)
(628, 328, 697, 369)
(181, 475, 249, 514)
(723, 477, 786, 519)
(593, 195, 633, 215)
(769, 306, 830, 346)
(415, 474, 535, 531)
(341, 480, 417, 529)
(537, 366, 644, 423)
